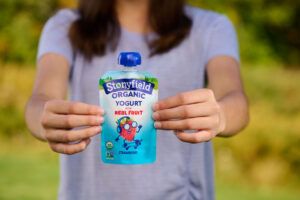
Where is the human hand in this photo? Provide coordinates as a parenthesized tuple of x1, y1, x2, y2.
(40, 100, 104, 154)
(152, 89, 226, 143)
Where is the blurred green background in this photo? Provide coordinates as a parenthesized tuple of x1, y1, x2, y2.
(0, 0, 299, 199)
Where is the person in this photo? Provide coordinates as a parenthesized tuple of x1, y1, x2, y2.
(25, 0, 249, 199)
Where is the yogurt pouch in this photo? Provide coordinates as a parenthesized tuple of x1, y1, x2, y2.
(99, 52, 158, 164)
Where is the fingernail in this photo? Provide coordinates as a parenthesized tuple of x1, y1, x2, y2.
(152, 103, 159, 111)
(95, 126, 101, 132)
(152, 112, 160, 120)
(154, 121, 161, 129)
(97, 116, 104, 124)
(97, 107, 104, 115)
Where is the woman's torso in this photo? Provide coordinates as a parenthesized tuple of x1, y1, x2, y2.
(38, 6, 236, 200)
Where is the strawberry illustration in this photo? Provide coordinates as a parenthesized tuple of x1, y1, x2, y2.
(115, 117, 142, 150)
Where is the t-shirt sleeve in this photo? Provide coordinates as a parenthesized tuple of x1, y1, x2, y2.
(205, 15, 240, 65)
(37, 9, 78, 65)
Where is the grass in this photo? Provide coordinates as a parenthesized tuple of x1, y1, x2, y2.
(0, 64, 300, 199)
(0, 138, 59, 200)
(0, 142, 299, 200)
(0, 154, 58, 200)
(215, 182, 300, 200)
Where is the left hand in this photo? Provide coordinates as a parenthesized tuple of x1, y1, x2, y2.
(152, 89, 226, 143)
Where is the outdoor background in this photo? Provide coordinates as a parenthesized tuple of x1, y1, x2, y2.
(0, 0, 299, 199)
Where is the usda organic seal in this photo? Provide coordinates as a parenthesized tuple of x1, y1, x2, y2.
(106, 142, 113, 150)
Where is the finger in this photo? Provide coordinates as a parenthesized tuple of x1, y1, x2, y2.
(154, 117, 215, 130)
(42, 113, 104, 128)
(45, 126, 102, 143)
(174, 130, 213, 143)
(153, 102, 219, 120)
(153, 89, 215, 111)
(49, 138, 91, 155)
(45, 100, 104, 115)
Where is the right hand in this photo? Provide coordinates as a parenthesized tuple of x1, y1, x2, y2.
(41, 100, 104, 155)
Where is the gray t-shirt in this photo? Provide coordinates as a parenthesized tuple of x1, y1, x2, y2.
(38, 6, 239, 200)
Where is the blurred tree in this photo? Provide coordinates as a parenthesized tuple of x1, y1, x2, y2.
(189, 0, 300, 66)
(0, 0, 59, 64)
(0, 0, 299, 66)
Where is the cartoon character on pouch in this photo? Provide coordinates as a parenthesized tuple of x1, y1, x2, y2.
(115, 116, 143, 150)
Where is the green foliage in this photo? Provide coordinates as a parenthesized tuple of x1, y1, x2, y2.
(0, 0, 299, 66)
(99, 76, 113, 89)
(213, 66, 300, 187)
(0, 65, 35, 137)
(188, 0, 300, 66)
(0, 102, 27, 138)
(145, 77, 159, 90)
(0, 0, 59, 64)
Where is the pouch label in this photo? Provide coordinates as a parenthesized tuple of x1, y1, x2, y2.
(100, 72, 158, 165)
(103, 79, 154, 95)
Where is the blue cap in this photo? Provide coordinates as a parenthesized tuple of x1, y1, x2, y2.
(118, 52, 141, 67)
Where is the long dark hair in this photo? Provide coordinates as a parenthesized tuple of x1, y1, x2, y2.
(69, 0, 192, 60)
